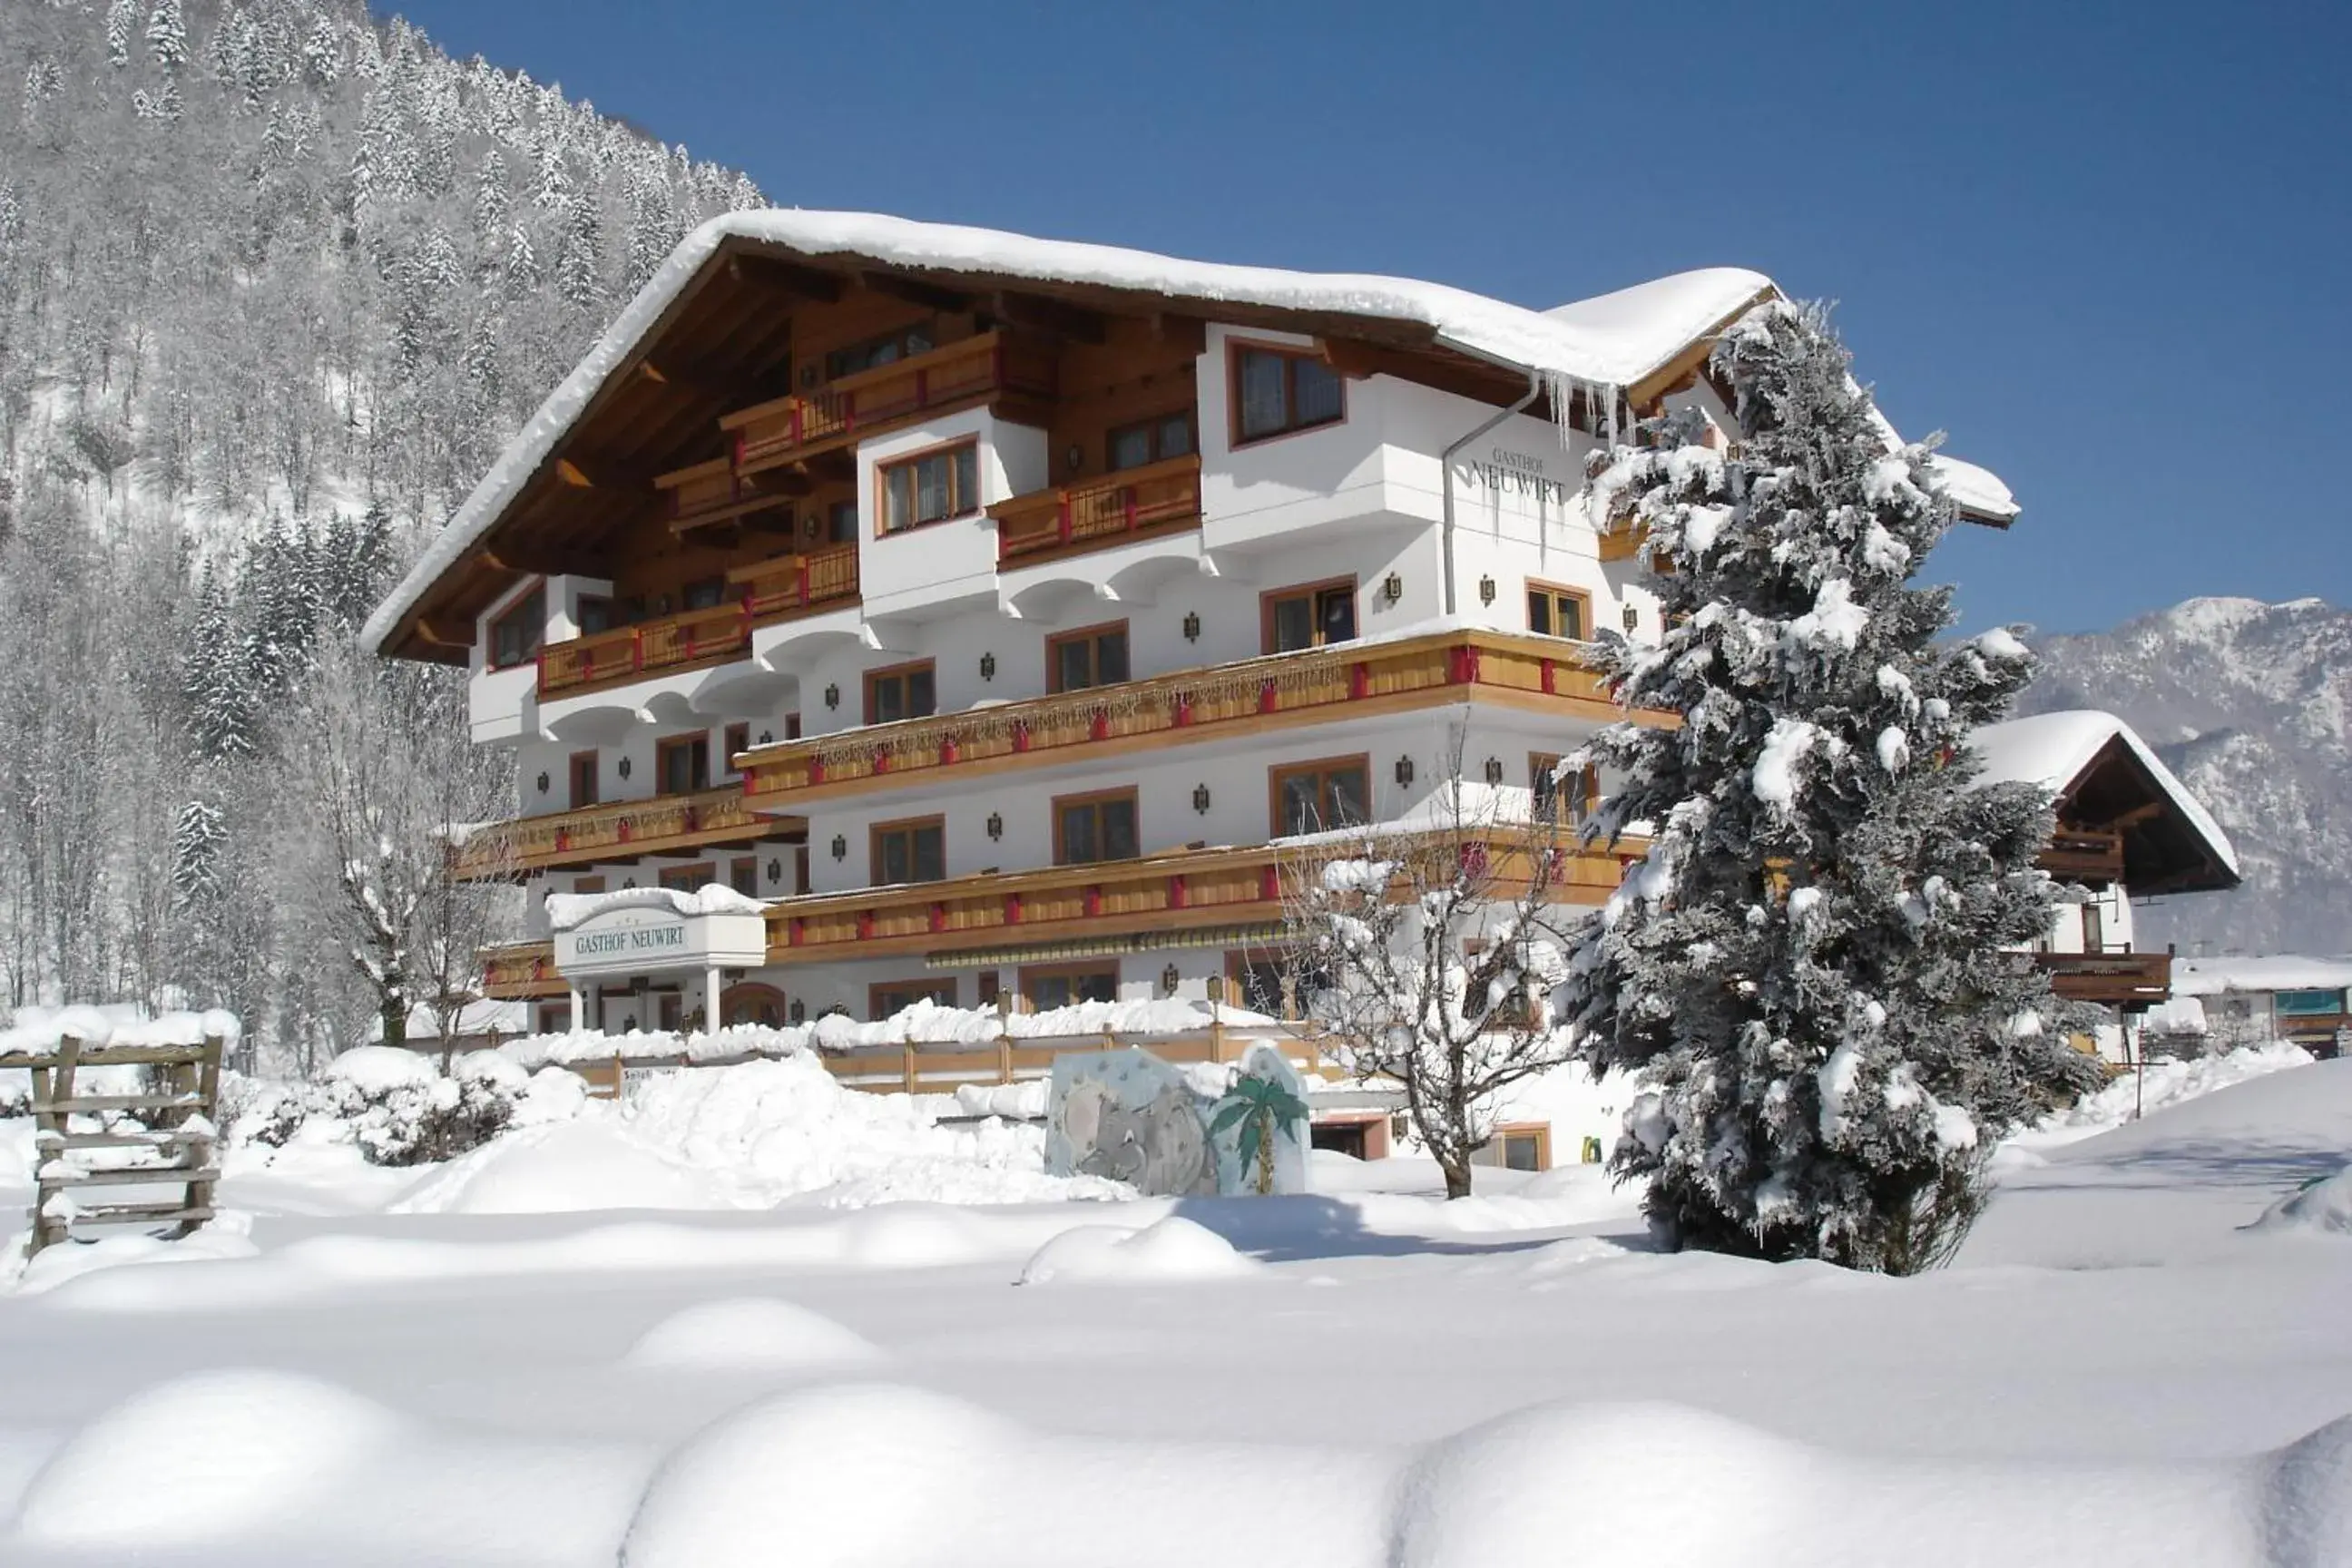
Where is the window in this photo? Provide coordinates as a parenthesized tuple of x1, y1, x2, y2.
(2278, 988, 2349, 1018)
(658, 861, 715, 891)
(657, 733, 710, 795)
(1108, 410, 1196, 471)
(865, 662, 937, 726)
(2082, 902, 2105, 955)
(489, 587, 545, 670)
(1530, 754, 1596, 827)
(1022, 963, 1118, 1012)
(1054, 789, 1141, 866)
(729, 856, 759, 897)
(577, 595, 614, 635)
(1047, 622, 1131, 693)
(568, 750, 599, 809)
(785, 711, 803, 741)
(870, 977, 956, 1019)
(723, 983, 787, 1028)
(826, 500, 858, 544)
(871, 817, 946, 886)
(976, 972, 1002, 1010)
(723, 722, 750, 776)
(826, 322, 936, 381)
(1271, 756, 1371, 836)
(1227, 951, 1297, 1018)
(1526, 582, 1591, 641)
(1232, 343, 1344, 444)
(1264, 579, 1357, 653)
(535, 1003, 568, 1034)
(878, 440, 981, 534)
(573, 876, 605, 896)
(1498, 1124, 1551, 1172)
(682, 575, 729, 612)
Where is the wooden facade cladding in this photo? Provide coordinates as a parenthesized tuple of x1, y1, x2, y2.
(536, 544, 858, 700)
(2034, 949, 2172, 1009)
(455, 785, 796, 881)
(739, 630, 1634, 813)
(992, 453, 1202, 565)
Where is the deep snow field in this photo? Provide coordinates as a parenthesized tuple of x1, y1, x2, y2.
(1, 1044, 2349, 1566)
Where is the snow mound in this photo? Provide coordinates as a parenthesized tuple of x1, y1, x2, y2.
(2252, 1167, 2352, 1237)
(2033, 1044, 2315, 1141)
(392, 1120, 724, 1214)
(624, 1298, 883, 1372)
(15, 1368, 399, 1547)
(1017, 1215, 1256, 1285)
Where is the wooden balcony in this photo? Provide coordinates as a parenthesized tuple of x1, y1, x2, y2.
(484, 940, 562, 1000)
(2040, 826, 2125, 886)
(536, 546, 858, 701)
(764, 833, 1634, 968)
(740, 629, 1630, 813)
(655, 456, 800, 534)
(454, 785, 792, 881)
(994, 454, 1202, 566)
(721, 331, 1057, 475)
(2035, 949, 2171, 1009)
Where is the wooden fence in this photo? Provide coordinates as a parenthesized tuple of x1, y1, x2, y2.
(6, 1032, 226, 1256)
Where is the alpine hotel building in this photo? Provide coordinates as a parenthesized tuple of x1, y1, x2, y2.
(366, 212, 2053, 1037)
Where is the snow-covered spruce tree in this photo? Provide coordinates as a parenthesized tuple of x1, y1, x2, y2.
(1563, 301, 2100, 1272)
(1282, 740, 1583, 1200)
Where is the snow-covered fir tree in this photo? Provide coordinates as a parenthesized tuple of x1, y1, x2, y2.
(1563, 301, 2101, 1272)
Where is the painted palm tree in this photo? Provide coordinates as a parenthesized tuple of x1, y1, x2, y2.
(1210, 1075, 1311, 1196)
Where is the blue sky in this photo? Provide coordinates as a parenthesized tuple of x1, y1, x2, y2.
(388, 0, 2348, 635)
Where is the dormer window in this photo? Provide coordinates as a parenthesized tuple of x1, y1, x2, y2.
(826, 322, 936, 381)
(488, 588, 544, 670)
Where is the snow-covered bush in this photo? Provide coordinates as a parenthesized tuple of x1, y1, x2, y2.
(216, 1072, 311, 1149)
(321, 1048, 529, 1166)
(0, 1070, 27, 1118)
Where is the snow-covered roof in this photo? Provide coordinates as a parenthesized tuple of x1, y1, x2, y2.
(2172, 956, 2352, 998)
(1539, 268, 1776, 370)
(1926, 455, 2018, 523)
(544, 883, 766, 933)
(1971, 710, 2239, 881)
(376, 998, 532, 1043)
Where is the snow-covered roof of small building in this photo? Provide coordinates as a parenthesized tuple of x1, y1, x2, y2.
(1971, 710, 2239, 888)
(2172, 956, 2352, 998)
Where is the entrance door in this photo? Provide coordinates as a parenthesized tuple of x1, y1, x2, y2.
(1311, 1121, 1369, 1159)
(656, 991, 683, 1033)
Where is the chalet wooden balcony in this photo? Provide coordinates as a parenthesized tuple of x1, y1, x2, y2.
(484, 940, 561, 1000)
(453, 784, 793, 881)
(2039, 826, 2125, 886)
(720, 331, 1057, 475)
(993, 454, 1202, 566)
(740, 629, 1631, 813)
(2035, 949, 2172, 1009)
(764, 833, 1636, 968)
(535, 545, 858, 701)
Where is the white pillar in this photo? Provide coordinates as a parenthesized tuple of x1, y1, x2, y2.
(568, 985, 586, 1034)
(703, 965, 724, 1034)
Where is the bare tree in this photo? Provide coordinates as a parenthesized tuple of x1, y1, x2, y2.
(289, 635, 514, 1064)
(1279, 741, 1589, 1199)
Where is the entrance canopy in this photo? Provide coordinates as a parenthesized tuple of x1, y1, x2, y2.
(544, 885, 769, 1031)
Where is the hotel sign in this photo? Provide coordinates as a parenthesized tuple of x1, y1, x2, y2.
(1461, 445, 1570, 507)
(553, 906, 769, 981)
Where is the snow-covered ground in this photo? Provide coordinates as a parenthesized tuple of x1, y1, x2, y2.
(1, 1045, 2347, 1565)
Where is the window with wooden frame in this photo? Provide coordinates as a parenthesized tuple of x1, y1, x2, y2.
(535, 1002, 568, 1034)
(826, 499, 859, 544)
(1021, 962, 1119, 1012)
(1262, 577, 1357, 654)
(826, 321, 936, 382)
(572, 876, 606, 896)
(488, 586, 545, 670)
(567, 750, 599, 809)
(1107, 409, 1196, 472)
(1230, 341, 1345, 445)
(871, 816, 946, 886)
(1529, 752, 1597, 827)
(1054, 788, 1141, 867)
(1525, 581, 1592, 642)
(722, 722, 750, 776)
(976, 972, 1002, 1010)
(681, 575, 729, 612)
(658, 861, 716, 891)
(1497, 1122, 1552, 1172)
(877, 439, 982, 535)
(870, 977, 956, 1019)
(728, 856, 759, 897)
(865, 661, 937, 725)
(576, 594, 615, 635)
(1270, 755, 1371, 836)
(1046, 622, 1131, 694)
(656, 732, 710, 795)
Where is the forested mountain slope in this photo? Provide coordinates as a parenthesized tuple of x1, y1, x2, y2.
(2020, 597, 2352, 958)
(0, 0, 760, 1064)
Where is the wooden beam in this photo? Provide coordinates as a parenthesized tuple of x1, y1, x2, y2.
(553, 456, 659, 492)
(635, 359, 737, 404)
(2094, 799, 2170, 833)
(414, 618, 472, 650)
(992, 289, 1106, 343)
(475, 541, 612, 578)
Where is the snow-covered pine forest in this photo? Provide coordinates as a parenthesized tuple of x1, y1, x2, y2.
(0, 1, 763, 1064)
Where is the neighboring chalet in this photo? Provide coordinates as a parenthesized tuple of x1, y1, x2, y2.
(365, 211, 2020, 1038)
(1972, 710, 2240, 1026)
(2167, 956, 2352, 1058)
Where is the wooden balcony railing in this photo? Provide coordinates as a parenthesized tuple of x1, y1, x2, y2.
(722, 332, 1058, 475)
(2035, 949, 2171, 1008)
(536, 548, 859, 701)
(740, 629, 1626, 812)
(994, 454, 1202, 564)
(764, 833, 1633, 967)
(2040, 826, 2125, 885)
(656, 456, 799, 533)
(483, 940, 561, 999)
(454, 785, 779, 880)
